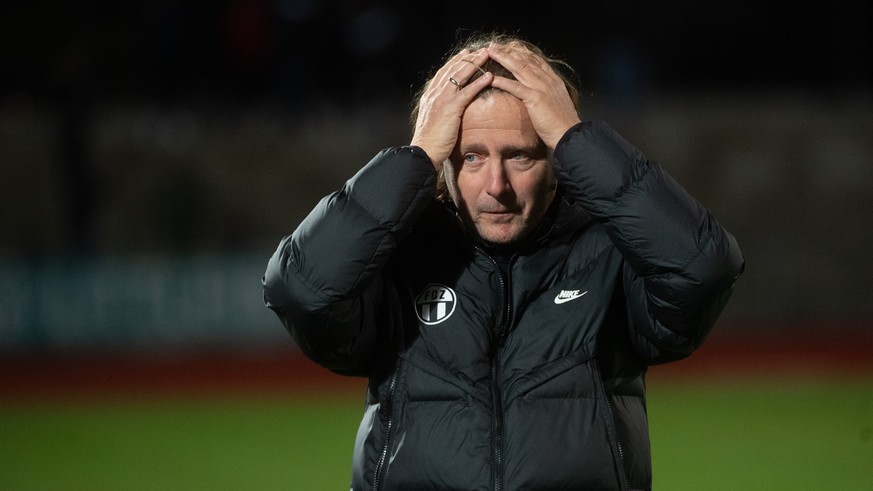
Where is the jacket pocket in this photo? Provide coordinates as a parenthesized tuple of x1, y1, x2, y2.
(502, 345, 596, 404)
(402, 353, 490, 406)
(499, 347, 631, 490)
(591, 357, 632, 490)
(370, 355, 493, 490)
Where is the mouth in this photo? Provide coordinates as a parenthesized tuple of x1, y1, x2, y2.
(483, 210, 517, 216)
(481, 209, 520, 222)
(482, 206, 520, 215)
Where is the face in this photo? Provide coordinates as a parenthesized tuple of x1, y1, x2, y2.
(451, 92, 557, 245)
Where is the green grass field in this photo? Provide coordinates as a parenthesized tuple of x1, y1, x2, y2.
(1, 379, 871, 490)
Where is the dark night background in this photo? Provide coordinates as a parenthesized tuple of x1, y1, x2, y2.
(4, 1, 871, 100)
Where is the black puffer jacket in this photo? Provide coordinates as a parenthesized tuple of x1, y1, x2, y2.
(263, 121, 744, 490)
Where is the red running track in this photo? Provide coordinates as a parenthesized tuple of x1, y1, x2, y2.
(1, 326, 871, 402)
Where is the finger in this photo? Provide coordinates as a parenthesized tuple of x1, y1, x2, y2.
(435, 49, 480, 80)
(488, 74, 528, 97)
(487, 45, 554, 86)
(442, 48, 489, 89)
(436, 49, 471, 75)
(427, 49, 471, 92)
(456, 70, 493, 102)
(486, 44, 533, 73)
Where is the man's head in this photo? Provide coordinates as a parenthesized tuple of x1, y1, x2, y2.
(413, 33, 580, 246)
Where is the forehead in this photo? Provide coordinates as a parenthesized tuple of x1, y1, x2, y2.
(458, 93, 539, 148)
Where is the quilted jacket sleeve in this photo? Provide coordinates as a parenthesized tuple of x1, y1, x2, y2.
(262, 146, 437, 375)
(553, 121, 744, 363)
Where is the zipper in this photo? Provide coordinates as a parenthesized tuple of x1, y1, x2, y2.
(372, 357, 402, 491)
(477, 247, 515, 491)
(592, 358, 630, 490)
(476, 247, 515, 345)
(490, 355, 503, 491)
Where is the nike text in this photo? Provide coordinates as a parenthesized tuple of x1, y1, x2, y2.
(554, 290, 588, 304)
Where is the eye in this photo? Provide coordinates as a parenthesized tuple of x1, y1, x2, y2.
(507, 151, 536, 169)
(463, 153, 485, 166)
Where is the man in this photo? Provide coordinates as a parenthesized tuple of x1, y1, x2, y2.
(263, 33, 744, 490)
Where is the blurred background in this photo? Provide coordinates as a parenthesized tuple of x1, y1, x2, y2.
(2, 1, 872, 489)
(1, 0, 872, 363)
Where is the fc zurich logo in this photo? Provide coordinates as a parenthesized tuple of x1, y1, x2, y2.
(414, 284, 457, 325)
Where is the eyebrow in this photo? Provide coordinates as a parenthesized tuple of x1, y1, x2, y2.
(504, 145, 535, 154)
(504, 143, 548, 158)
(459, 142, 545, 155)
(459, 143, 488, 155)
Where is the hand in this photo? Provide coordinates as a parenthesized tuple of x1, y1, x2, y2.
(486, 44, 581, 150)
(411, 49, 493, 168)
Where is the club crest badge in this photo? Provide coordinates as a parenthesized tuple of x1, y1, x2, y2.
(414, 284, 457, 325)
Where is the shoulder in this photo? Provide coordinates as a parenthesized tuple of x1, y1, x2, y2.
(549, 198, 620, 267)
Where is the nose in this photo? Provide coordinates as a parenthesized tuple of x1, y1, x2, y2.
(485, 162, 512, 198)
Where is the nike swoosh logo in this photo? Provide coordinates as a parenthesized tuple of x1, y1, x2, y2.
(554, 290, 588, 304)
